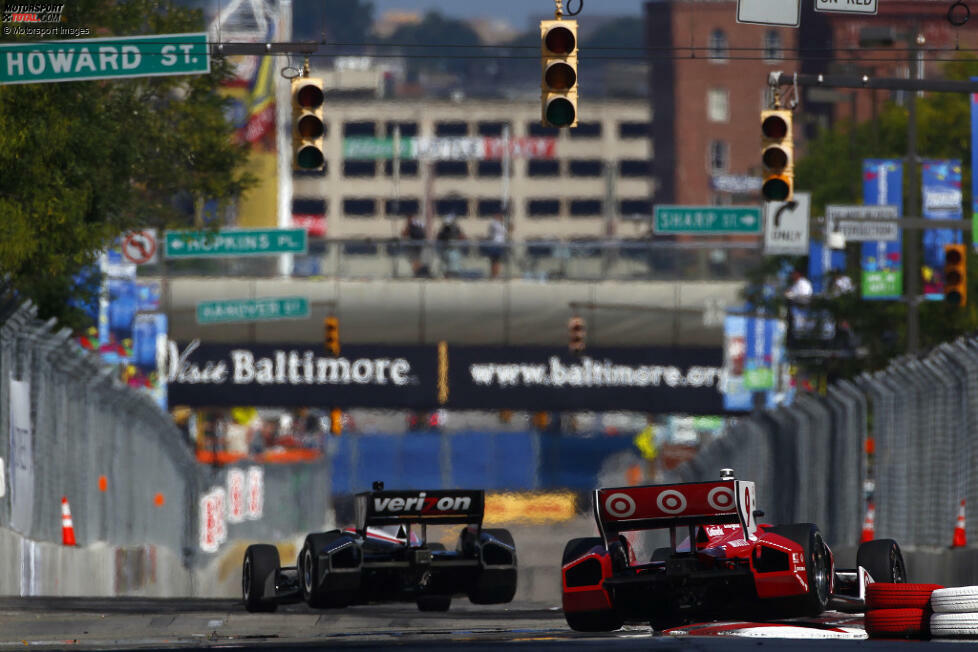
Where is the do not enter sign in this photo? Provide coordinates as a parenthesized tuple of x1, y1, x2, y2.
(121, 229, 158, 265)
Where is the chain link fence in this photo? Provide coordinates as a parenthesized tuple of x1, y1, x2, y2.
(0, 299, 330, 571)
(670, 340, 976, 551)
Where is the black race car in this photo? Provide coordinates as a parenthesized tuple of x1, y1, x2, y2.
(242, 483, 517, 612)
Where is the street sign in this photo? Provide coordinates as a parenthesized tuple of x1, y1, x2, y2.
(836, 220, 900, 242)
(0, 33, 210, 85)
(654, 206, 762, 235)
(121, 229, 158, 265)
(164, 228, 308, 258)
(764, 192, 810, 255)
(196, 297, 310, 325)
(737, 0, 801, 26)
(814, 0, 877, 15)
(827, 205, 898, 221)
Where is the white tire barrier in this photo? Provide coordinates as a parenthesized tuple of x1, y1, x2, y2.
(930, 586, 978, 614)
(930, 612, 978, 637)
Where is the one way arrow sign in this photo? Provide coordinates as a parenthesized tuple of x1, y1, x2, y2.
(764, 192, 810, 255)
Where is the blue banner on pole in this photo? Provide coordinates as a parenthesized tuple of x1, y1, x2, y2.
(722, 314, 788, 411)
(921, 160, 963, 299)
(861, 159, 903, 299)
(972, 84, 978, 247)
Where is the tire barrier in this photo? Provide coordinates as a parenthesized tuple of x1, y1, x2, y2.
(866, 583, 943, 610)
(864, 607, 931, 639)
(929, 586, 978, 639)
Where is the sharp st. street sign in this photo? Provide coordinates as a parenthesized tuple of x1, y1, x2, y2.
(0, 33, 210, 85)
(654, 206, 762, 235)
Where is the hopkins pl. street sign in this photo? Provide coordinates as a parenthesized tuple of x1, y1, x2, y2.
(0, 33, 210, 85)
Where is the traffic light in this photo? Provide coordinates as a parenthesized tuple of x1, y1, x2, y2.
(540, 19, 578, 128)
(324, 316, 340, 355)
(291, 77, 325, 171)
(568, 316, 586, 354)
(944, 243, 967, 306)
(761, 109, 793, 202)
(330, 408, 343, 436)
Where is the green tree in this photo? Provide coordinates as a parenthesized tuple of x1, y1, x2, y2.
(756, 56, 978, 379)
(0, 0, 254, 328)
(380, 11, 485, 80)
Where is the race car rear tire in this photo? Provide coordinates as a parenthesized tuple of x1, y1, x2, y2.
(866, 583, 943, 610)
(300, 532, 350, 608)
(469, 528, 517, 605)
(565, 610, 623, 632)
(766, 523, 831, 617)
(242, 544, 279, 613)
(857, 538, 907, 584)
(562, 537, 603, 565)
(417, 594, 452, 612)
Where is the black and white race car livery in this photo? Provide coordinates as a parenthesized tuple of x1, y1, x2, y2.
(242, 484, 517, 612)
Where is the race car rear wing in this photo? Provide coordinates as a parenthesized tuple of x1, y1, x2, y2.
(355, 489, 485, 529)
(594, 480, 758, 541)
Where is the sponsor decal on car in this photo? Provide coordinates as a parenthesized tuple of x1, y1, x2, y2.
(373, 492, 473, 514)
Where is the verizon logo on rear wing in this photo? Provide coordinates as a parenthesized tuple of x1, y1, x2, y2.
(355, 489, 485, 528)
(594, 480, 757, 539)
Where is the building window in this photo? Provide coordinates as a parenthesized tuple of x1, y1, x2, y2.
(343, 160, 376, 177)
(620, 199, 652, 216)
(435, 161, 469, 177)
(763, 30, 782, 61)
(708, 140, 729, 173)
(477, 160, 502, 177)
(436, 197, 468, 216)
(570, 199, 603, 217)
(383, 160, 419, 177)
(569, 159, 603, 177)
(527, 122, 560, 137)
(569, 122, 602, 138)
(477, 198, 503, 217)
(708, 29, 729, 62)
(385, 198, 420, 217)
(528, 159, 560, 176)
(435, 121, 468, 136)
(385, 121, 418, 137)
(344, 121, 376, 137)
(343, 198, 376, 216)
(527, 199, 561, 216)
(477, 121, 508, 137)
(293, 198, 326, 215)
(619, 160, 651, 177)
(294, 164, 328, 178)
(707, 88, 729, 123)
(619, 122, 650, 138)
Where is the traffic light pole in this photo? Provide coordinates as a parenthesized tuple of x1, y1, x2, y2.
(769, 63, 978, 354)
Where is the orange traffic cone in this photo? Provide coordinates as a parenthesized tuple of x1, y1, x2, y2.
(952, 499, 967, 548)
(861, 500, 876, 543)
(61, 496, 76, 546)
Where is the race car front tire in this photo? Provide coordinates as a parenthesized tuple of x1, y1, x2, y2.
(765, 523, 831, 617)
(243, 544, 280, 613)
(469, 528, 517, 605)
(300, 532, 351, 608)
(857, 538, 907, 584)
(565, 609, 623, 632)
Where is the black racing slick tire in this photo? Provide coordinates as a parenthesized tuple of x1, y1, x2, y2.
(857, 538, 907, 584)
(767, 523, 831, 617)
(469, 528, 517, 605)
(300, 532, 350, 608)
(562, 537, 602, 565)
(242, 544, 279, 613)
(565, 610, 623, 632)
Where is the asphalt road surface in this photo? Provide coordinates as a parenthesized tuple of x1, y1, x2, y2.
(0, 598, 968, 650)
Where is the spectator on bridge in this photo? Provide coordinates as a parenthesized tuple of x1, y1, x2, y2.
(436, 214, 466, 278)
(785, 268, 814, 342)
(401, 214, 427, 277)
(486, 213, 509, 279)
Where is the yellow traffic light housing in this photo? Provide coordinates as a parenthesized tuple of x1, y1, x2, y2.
(568, 316, 586, 354)
(324, 316, 340, 356)
(540, 19, 578, 128)
(944, 243, 967, 306)
(292, 77, 325, 171)
(761, 109, 793, 202)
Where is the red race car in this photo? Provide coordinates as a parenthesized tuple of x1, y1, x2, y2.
(561, 469, 906, 631)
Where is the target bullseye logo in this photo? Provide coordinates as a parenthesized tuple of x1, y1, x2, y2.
(656, 489, 687, 514)
(604, 492, 636, 518)
(707, 487, 736, 512)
